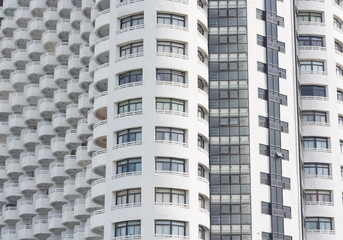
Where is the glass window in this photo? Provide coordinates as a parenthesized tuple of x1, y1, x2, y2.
(155, 127, 185, 142)
(198, 164, 205, 177)
(197, 23, 204, 35)
(298, 36, 323, 47)
(298, 12, 322, 22)
(120, 42, 143, 57)
(156, 98, 185, 112)
(116, 189, 141, 205)
(121, 14, 144, 29)
(338, 90, 343, 101)
(116, 158, 141, 174)
(197, 0, 204, 8)
(155, 220, 186, 236)
(157, 41, 185, 55)
(335, 41, 343, 53)
(299, 61, 324, 71)
(119, 70, 142, 85)
(115, 220, 141, 237)
(198, 226, 205, 240)
(157, 13, 185, 27)
(117, 128, 142, 144)
(198, 195, 205, 208)
(337, 66, 343, 76)
(198, 50, 205, 62)
(155, 157, 185, 172)
(300, 85, 326, 97)
(198, 106, 205, 119)
(155, 188, 186, 204)
(334, 17, 342, 29)
(302, 137, 328, 149)
(339, 115, 343, 126)
(302, 111, 326, 123)
(198, 135, 205, 149)
(304, 163, 330, 176)
(118, 99, 142, 113)
(304, 190, 331, 202)
(156, 69, 185, 83)
(198, 78, 205, 90)
(305, 218, 332, 230)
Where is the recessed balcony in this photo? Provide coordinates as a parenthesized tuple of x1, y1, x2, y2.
(70, 8, 82, 30)
(74, 198, 89, 220)
(81, 0, 92, 18)
(52, 113, 69, 134)
(8, 114, 25, 134)
(64, 155, 81, 175)
(89, 208, 105, 235)
(78, 93, 92, 115)
(85, 189, 102, 212)
(80, 19, 92, 42)
(55, 42, 72, 64)
(54, 89, 72, 111)
(93, 91, 107, 120)
(42, 30, 58, 51)
(62, 204, 79, 227)
(3, 0, 18, 17)
(2, 205, 19, 224)
(39, 75, 58, 97)
(38, 98, 57, 119)
(66, 104, 83, 125)
(86, 164, 101, 185)
(76, 146, 91, 167)
(24, 84, 43, 105)
(40, 52, 59, 73)
(33, 193, 52, 213)
(56, 19, 72, 41)
(5, 158, 23, 178)
(58, 0, 74, 18)
(37, 121, 55, 143)
(77, 119, 92, 141)
(51, 137, 69, 158)
(0, 100, 11, 119)
(48, 211, 65, 233)
(13, 28, 31, 49)
(4, 181, 21, 202)
(28, 17, 46, 40)
(63, 180, 81, 201)
(23, 106, 42, 127)
(87, 109, 97, 130)
(17, 199, 36, 218)
(67, 79, 84, 101)
(35, 168, 53, 189)
(2, 17, 17, 37)
(33, 216, 50, 238)
(26, 61, 45, 82)
(15, 7, 31, 28)
(26, 40, 44, 60)
(35, 144, 55, 165)
(19, 176, 36, 194)
(54, 65, 72, 87)
(75, 172, 89, 193)
(21, 128, 40, 150)
(6, 136, 25, 156)
(0, 58, 15, 78)
(30, 0, 47, 17)
(43, 7, 59, 30)
(9, 93, 28, 113)
(65, 129, 82, 150)
(79, 68, 92, 90)
(49, 187, 67, 207)
(0, 37, 16, 57)
(17, 223, 35, 240)
(11, 49, 30, 69)
(20, 151, 38, 171)
(50, 161, 68, 182)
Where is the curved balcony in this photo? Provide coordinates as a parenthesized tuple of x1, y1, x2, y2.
(54, 89, 72, 111)
(74, 226, 85, 240)
(43, 8, 59, 30)
(90, 6, 99, 27)
(0, 79, 14, 99)
(93, 91, 107, 120)
(21, 128, 40, 150)
(9, 92, 28, 113)
(0, 121, 10, 139)
(54, 65, 72, 87)
(4, 181, 21, 201)
(78, 93, 93, 115)
(17, 0, 30, 8)
(70, 8, 82, 30)
(87, 136, 101, 157)
(6, 136, 25, 156)
(35, 169, 53, 189)
(25, 61, 45, 82)
(13, 28, 30, 49)
(33, 193, 52, 213)
(77, 119, 92, 141)
(30, 0, 47, 17)
(62, 204, 79, 227)
(92, 149, 106, 176)
(91, 178, 105, 205)
(64, 155, 81, 175)
(49, 187, 67, 207)
(10, 70, 29, 91)
(2, 205, 19, 224)
(0, 166, 7, 183)
(74, 198, 89, 220)
(69, 30, 83, 53)
(89, 209, 105, 235)
(0, 37, 16, 58)
(80, 19, 92, 42)
(28, 18, 46, 40)
(79, 68, 92, 90)
(24, 84, 43, 105)
(63, 180, 80, 201)
(38, 99, 57, 120)
(40, 52, 59, 73)
(0, 189, 5, 205)
(52, 113, 69, 134)
(94, 64, 108, 92)
(5, 158, 23, 178)
(23, 106, 42, 127)
(56, 19, 72, 41)
(19, 176, 36, 195)
(39, 75, 58, 98)
(26, 40, 44, 61)
(11, 49, 30, 69)
(67, 79, 83, 101)
(80, 44, 92, 67)
(68, 55, 83, 77)
(18, 199, 36, 218)
(2, 17, 17, 37)
(3, 0, 18, 16)
(42, 30, 58, 51)
(66, 104, 83, 126)
(1, 229, 17, 240)
(75, 172, 89, 193)
(35, 145, 54, 165)
(14, 7, 31, 28)
(0, 144, 9, 162)
(85, 219, 102, 239)
(85, 189, 102, 212)
(58, 0, 74, 18)
(55, 42, 72, 64)
(76, 146, 91, 167)
(94, 37, 109, 65)
(8, 114, 25, 134)
(17, 223, 34, 240)
(94, 10, 109, 39)
(87, 109, 97, 130)
(89, 56, 99, 78)
(0, 100, 11, 119)
(33, 216, 50, 238)
(0, 212, 4, 227)
(48, 212, 65, 233)
(86, 164, 101, 185)
(50, 161, 68, 183)
(20, 151, 38, 171)
(81, 0, 92, 17)
(0, 58, 15, 78)
(93, 120, 107, 148)
(65, 129, 82, 150)
(51, 137, 69, 158)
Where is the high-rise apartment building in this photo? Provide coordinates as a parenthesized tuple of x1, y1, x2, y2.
(0, 0, 340, 239)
